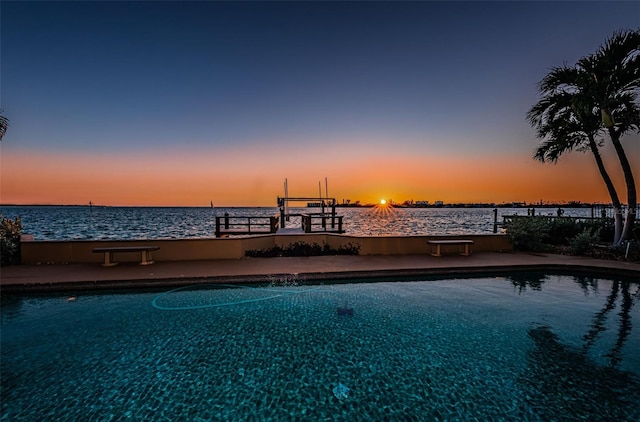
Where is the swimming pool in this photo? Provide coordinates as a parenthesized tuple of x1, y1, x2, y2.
(2, 272, 639, 421)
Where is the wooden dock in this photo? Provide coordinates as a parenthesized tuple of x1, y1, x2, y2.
(278, 195, 344, 234)
(215, 191, 346, 238)
(215, 210, 344, 237)
(215, 215, 279, 237)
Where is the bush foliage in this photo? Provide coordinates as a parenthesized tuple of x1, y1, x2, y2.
(503, 217, 552, 252)
(569, 228, 600, 255)
(504, 216, 638, 262)
(1, 215, 23, 266)
(245, 241, 360, 258)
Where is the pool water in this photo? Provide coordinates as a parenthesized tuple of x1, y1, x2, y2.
(2, 273, 639, 421)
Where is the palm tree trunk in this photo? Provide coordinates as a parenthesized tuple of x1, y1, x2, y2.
(607, 127, 637, 244)
(608, 282, 633, 368)
(587, 136, 624, 244)
(582, 280, 619, 351)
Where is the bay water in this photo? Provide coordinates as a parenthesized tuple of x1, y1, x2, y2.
(0, 206, 595, 240)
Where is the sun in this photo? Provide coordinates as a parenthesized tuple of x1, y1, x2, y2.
(380, 199, 387, 205)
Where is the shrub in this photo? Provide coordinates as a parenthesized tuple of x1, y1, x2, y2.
(547, 218, 580, 245)
(282, 241, 323, 257)
(1, 215, 23, 266)
(245, 241, 360, 258)
(585, 219, 615, 242)
(503, 217, 551, 252)
(569, 228, 600, 256)
(329, 242, 361, 256)
(506, 216, 639, 260)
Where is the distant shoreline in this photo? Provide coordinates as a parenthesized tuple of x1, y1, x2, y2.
(1, 202, 612, 209)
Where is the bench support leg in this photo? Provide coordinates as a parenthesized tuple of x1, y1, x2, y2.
(102, 252, 118, 267)
(461, 244, 471, 256)
(140, 250, 154, 265)
(430, 245, 441, 257)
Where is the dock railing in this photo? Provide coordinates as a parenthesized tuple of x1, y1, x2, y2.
(301, 213, 344, 234)
(215, 214, 279, 237)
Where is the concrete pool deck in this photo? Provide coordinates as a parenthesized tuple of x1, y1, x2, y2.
(1, 252, 639, 293)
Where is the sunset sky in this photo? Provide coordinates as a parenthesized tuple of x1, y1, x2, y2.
(1, 1, 638, 207)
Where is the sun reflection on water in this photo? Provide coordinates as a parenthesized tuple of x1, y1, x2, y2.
(367, 201, 398, 219)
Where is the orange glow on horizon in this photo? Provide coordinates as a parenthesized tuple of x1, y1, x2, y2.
(1, 146, 636, 207)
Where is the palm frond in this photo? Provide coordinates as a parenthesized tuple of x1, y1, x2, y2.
(0, 111, 8, 142)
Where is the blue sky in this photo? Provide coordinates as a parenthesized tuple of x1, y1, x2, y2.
(1, 1, 639, 206)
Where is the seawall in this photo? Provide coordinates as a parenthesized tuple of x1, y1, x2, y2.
(20, 234, 512, 264)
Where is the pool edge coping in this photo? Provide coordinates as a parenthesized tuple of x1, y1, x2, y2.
(3, 263, 638, 294)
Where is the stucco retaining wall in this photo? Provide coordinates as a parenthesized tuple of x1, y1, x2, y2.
(20, 234, 512, 264)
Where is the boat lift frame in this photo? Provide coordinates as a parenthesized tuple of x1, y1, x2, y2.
(277, 196, 338, 230)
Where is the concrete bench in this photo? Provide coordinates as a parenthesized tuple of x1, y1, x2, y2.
(427, 240, 473, 257)
(92, 246, 160, 266)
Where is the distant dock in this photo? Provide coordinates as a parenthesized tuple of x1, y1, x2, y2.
(215, 195, 344, 237)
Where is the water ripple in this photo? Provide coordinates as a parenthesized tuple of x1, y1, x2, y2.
(0, 206, 594, 240)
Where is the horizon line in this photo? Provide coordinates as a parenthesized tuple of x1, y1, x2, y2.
(0, 201, 618, 208)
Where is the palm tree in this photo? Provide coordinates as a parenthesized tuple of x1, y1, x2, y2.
(0, 110, 8, 142)
(528, 67, 625, 244)
(580, 29, 640, 243)
(529, 29, 639, 244)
